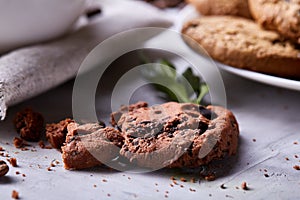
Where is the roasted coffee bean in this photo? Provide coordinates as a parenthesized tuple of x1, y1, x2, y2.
(0, 160, 9, 177)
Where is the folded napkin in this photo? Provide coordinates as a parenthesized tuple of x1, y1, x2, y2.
(0, 0, 173, 120)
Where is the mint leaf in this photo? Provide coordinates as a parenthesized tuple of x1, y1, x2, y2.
(141, 59, 209, 104)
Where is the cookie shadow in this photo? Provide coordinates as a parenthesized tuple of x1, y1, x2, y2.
(0, 176, 18, 184)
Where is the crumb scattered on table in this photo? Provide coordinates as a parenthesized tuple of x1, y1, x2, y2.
(8, 158, 18, 167)
(180, 177, 187, 182)
(241, 182, 248, 190)
(13, 137, 27, 148)
(204, 173, 216, 181)
(293, 165, 300, 170)
(14, 108, 44, 141)
(11, 190, 19, 199)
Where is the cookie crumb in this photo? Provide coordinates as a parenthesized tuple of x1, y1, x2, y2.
(22, 174, 26, 177)
(14, 108, 44, 141)
(15, 171, 20, 175)
(189, 188, 196, 192)
(220, 184, 227, 189)
(180, 177, 187, 182)
(8, 158, 18, 167)
(293, 165, 300, 170)
(241, 182, 248, 190)
(294, 141, 298, 145)
(93, 184, 97, 188)
(38, 141, 45, 148)
(180, 185, 184, 188)
(107, 193, 111, 197)
(0, 146, 4, 151)
(285, 157, 290, 161)
(264, 174, 269, 178)
(102, 179, 107, 182)
(20, 147, 29, 151)
(204, 173, 216, 181)
(295, 155, 299, 159)
(170, 176, 176, 180)
(47, 167, 52, 171)
(164, 194, 168, 198)
(11, 190, 19, 199)
(170, 184, 174, 187)
(13, 137, 26, 148)
(252, 139, 256, 142)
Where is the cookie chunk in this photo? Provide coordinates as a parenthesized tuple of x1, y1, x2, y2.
(113, 102, 239, 169)
(182, 16, 300, 79)
(13, 108, 44, 141)
(46, 118, 74, 149)
(62, 123, 124, 170)
(249, 0, 300, 43)
(187, 0, 252, 18)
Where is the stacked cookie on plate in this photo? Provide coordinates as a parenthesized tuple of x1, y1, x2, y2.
(183, 0, 300, 79)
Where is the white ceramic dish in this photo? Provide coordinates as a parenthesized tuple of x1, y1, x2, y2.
(218, 62, 300, 91)
(179, 5, 300, 92)
(0, 0, 86, 54)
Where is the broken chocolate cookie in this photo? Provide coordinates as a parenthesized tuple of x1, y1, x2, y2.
(62, 123, 124, 170)
(113, 102, 239, 169)
(46, 118, 74, 149)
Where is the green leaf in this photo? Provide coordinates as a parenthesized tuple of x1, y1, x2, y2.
(182, 67, 201, 95)
(141, 58, 209, 105)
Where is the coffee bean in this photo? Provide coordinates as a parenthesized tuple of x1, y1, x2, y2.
(0, 160, 9, 177)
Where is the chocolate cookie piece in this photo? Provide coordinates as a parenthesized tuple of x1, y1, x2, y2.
(182, 16, 300, 79)
(113, 102, 239, 169)
(62, 123, 124, 170)
(13, 108, 44, 141)
(249, 0, 300, 43)
(46, 118, 74, 149)
(187, 0, 252, 19)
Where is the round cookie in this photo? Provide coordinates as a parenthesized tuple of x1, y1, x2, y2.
(187, 0, 252, 19)
(111, 102, 239, 169)
(248, 0, 300, 43)
(182, 16, 300, 79)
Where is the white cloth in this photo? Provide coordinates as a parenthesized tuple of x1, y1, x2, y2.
(0, 0, 173, 119)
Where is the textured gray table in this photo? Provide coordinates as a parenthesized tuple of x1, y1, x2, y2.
(0, 57, 299, 200)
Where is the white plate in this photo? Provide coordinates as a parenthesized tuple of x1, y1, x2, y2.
(218, 62, 300, 91)
(178, 5, 300, 92)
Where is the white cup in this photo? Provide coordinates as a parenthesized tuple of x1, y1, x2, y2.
(0, 0, 87, 54)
